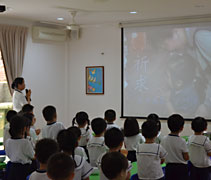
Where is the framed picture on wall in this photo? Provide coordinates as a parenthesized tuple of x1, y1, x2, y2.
(86, 66, 104, 95)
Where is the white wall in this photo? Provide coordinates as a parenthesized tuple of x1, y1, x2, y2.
(0, 18, 68, 128)
(67, 24, 211, 136)
(67, 24, 122, 126)
(23, 37, 67, 128)
(1, 18, 210, 135)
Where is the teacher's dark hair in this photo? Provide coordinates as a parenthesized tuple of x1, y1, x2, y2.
(11, 77, 24, 89)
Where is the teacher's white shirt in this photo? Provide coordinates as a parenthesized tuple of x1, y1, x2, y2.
(12, 90, 28, 112)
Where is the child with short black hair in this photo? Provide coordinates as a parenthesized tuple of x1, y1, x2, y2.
(101, 152, 130, 180)
(22, 104, 41, 135)
(137, 120, 167, 180)
(3, 110, 17, 146)
(57, 129, 93, 180)
(5, 115, 36, 180)
(23, 113, 38, 147)
(29, 139, 59, 180)
(104, 109, 119, 130)
(47, 152, 75, 180)
(42, 105, 65, 140)
(87, 118, 107, 167)
(68, 126, 88, 160)
(147, 113, 163, 144)
(124, 117, 145, 162)
(22, 104, 34, 114)
(161, 114, 189, 180)
(97, 128, 132, 180)
(188, 117, 211, 180)
(72, 111, 91, 160)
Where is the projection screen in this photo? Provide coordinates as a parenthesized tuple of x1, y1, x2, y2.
(122, 22, 211, 120)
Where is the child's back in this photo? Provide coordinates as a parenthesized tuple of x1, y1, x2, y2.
(189, 134, 211, 167)
(78, 127, 92, 146)
(72, 112, 91, 147)
(161, 134, 188, 164)
(57, 129, 93, 180)
(3, 110, 17, 146)
(137, 120, 167, 180)
(42, 106, 65, 140)
(188, 117, 211, 180)
(104, 109, 120, 130)
(88, 118, 107, 167)
(97, 128, 132, 180)
(29, 138, 59, 180)
(161, 114, 189, 180)
(6, 115, 36, 180)
(124, 117, 145, 162)
(88, 136, 107, 167)
(6, 138, 34, 164)
(42, 122, 65, 140)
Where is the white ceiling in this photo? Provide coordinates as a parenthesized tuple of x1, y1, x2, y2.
(0, 0, 211, 25)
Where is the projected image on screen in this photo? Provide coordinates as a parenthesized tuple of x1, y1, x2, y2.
(123, 24, 211, 119)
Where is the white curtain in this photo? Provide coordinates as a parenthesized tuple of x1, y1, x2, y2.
(0, 24, 28, 94)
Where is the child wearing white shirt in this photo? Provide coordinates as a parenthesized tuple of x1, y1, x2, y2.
(5, 115, 36, 180)
(68, 126, 88, 160)
(42, 106, 65, 140)
(47, 153, 75, 180)
(124, 117, 145, 162)
(57, 129, 93, 180)
(29, 139, 59, 180)
(104, 109, 120, 130)
(161, 114, 189, 180)
(147, 113, 163, 144)
(23, 113, 38, 147)
(3, 110, 17, 147)
(188, 117, 211, 180)
(72, 111, 92, 160)
(87, 118, 107, 167)
(137, 120, 167, 180)
(11, 77, 31, 112)
(97, 128, 132, 180)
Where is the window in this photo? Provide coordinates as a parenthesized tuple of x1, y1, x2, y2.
(0, 51, 12, 142)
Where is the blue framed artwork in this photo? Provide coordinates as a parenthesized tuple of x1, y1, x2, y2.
(86, 66, 104, 94)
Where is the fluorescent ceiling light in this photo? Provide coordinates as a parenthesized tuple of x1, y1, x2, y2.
(57, 17, 64, 21)
(130, 11, 137, 14)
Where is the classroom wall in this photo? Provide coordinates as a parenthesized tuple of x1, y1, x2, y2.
(67, 24, 211, 136)
(1, 18, 210, 135)
(0, 18, 68, 128)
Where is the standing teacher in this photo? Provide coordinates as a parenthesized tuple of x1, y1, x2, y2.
(12, 77, 31, 112)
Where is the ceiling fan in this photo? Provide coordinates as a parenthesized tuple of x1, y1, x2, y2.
(40, 10, 80, 31)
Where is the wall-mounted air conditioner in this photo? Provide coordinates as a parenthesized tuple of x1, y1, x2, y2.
(32, 26, 67, 42)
